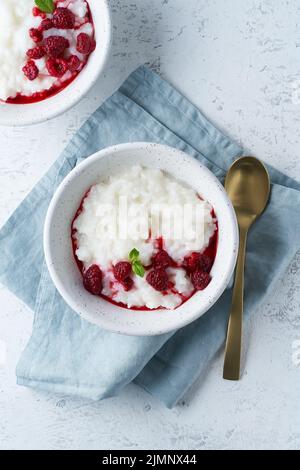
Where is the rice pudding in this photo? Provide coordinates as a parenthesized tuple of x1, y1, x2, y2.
(0, 0, 95, 104)
(72, 166, 218, 310)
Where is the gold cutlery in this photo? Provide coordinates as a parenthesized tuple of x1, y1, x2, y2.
(223, 156, 270, 380)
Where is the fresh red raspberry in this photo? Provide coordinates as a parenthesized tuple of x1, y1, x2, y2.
(122, 277, 134, 292)
(76, 33, 93, 54)
(146, 269, 169, 292)
(183, 252, 213, 273)
(53, 8, 75, 29)
(39, 19, 54, 31)
(22, 61, 39, 81)
(152, 250, 172, 269)
(198, 254, 213, 273)
(191, 270, 211, 291)
(89, 38, 96, 52)
(32, 7, 40, 16)
(83, 265, 103, 295)
(113, 262, 132, 282)
(183, 252, 201, 272)
(29, 28, 43, 43)
(26, 46, 45, 60)
(46, 58, 68, 77)
(44, 36, 70, 58)
(67, 55, 81, 72)
(32, 7, 45, 18)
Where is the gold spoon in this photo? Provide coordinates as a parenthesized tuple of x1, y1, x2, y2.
(223, 156, 270, 380)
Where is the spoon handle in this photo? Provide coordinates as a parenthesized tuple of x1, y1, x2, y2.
(223, 226, 248, 380)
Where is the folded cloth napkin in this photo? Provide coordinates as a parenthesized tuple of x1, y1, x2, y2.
(1, 66, 300, 408)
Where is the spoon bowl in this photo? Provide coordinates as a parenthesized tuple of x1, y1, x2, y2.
(225, 157, 270, 229)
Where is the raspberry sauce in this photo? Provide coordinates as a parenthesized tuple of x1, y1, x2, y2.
(6, 75, 78, 104)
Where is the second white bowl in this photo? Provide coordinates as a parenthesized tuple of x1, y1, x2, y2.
(0, 0, 112, 127)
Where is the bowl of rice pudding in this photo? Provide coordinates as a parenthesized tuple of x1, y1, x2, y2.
(0, 0, 111, 126)
(44, 143, 239, 336)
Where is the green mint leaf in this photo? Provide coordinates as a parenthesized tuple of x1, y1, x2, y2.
(132, 261, 145, 278)
(129, 248, 145, 277)
(35, 0, 55, 14)
(129, 248, 139, 262)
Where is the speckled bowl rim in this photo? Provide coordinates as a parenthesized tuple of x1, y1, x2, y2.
(44, 142, 239, 336)
(0, 0, 112, 127)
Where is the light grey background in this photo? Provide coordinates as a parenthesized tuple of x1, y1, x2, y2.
(0, 0, 300, 450)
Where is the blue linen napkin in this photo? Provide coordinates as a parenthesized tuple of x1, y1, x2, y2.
(1, 66, 300, 408)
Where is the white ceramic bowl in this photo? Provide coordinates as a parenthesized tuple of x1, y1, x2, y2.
(44, 142, 239, 336)
(0, 0, 111, 127)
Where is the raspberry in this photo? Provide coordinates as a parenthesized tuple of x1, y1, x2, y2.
(89, 38, 96, 52)
(191, 270, 211, 291)
(53, 8, 75, 29)
(152, 250, 172, 269)
(32, 7, 41, 16)
(26, 46, 45, 60)
(113, 262, 132, 282)
(146, 269, 169, 292)
(76, 33, 93, 54)
(22, 61, 39, 81)
(198, 254, 213, 273)
(29, 28, 43, 43)
(122, 277, 134, 292)
(32, 7, 45, 18)
(183, 252, 201, 272)
(44, 36, 69, 58)
(67, 55, 81, 72)
(39, 19, 53, 31)
(183, 252, 213, 273)
(83, 265, 103, 295)
(46, 58, 68, 77)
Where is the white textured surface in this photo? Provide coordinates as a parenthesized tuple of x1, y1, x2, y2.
(0, 0, 300, 450)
